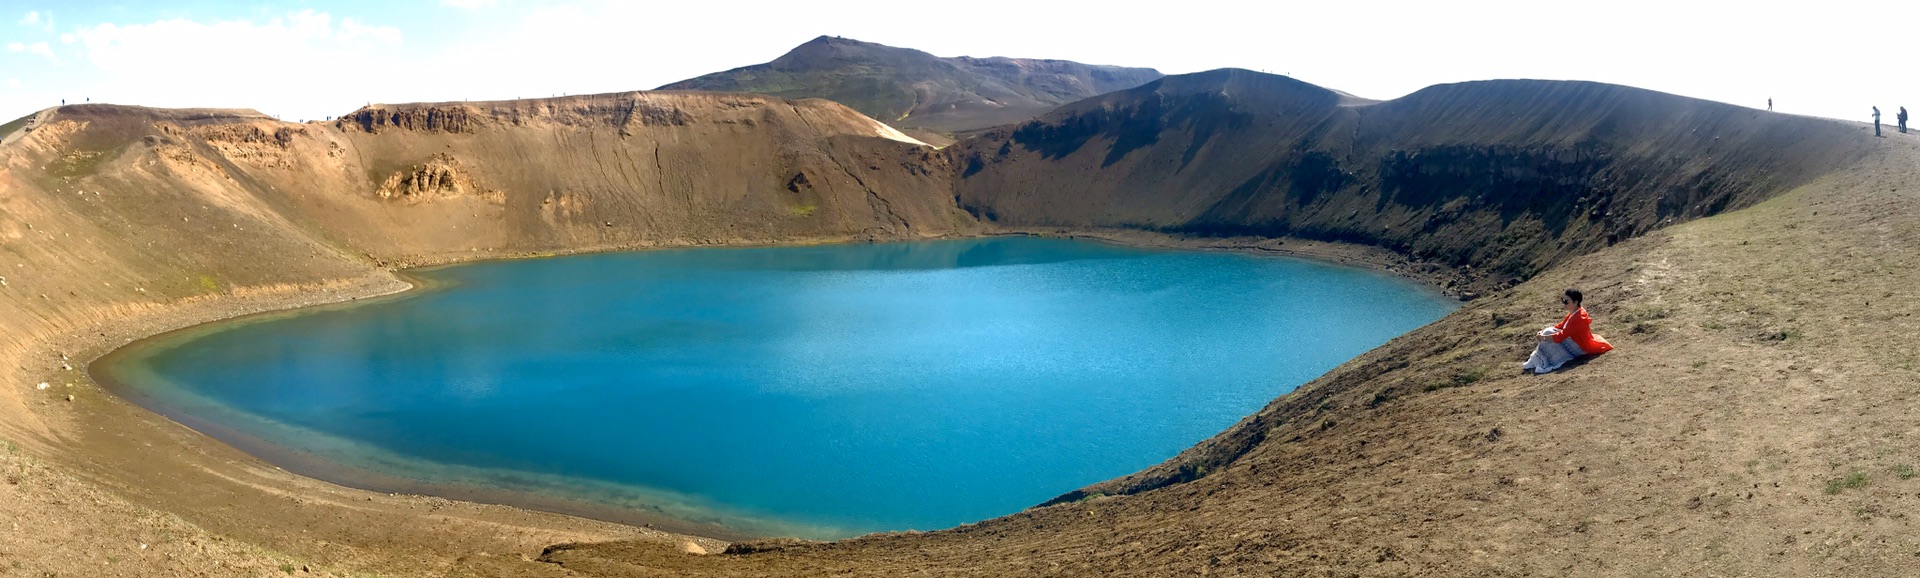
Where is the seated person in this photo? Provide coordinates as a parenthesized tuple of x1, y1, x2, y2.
(1522, 288, 1613, 374)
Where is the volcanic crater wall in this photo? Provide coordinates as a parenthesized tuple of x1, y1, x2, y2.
(0, 92, 976, 444)
(0, 73, 1888, 572)
(952, 71, 1870, 291)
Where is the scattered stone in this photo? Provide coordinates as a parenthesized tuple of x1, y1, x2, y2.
(681, 541, 708, 555)
(36, 383, 48, 390)
(65, 394, 74, 402)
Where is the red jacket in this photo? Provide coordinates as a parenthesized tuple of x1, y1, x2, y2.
(1552, 307, 1614, 355)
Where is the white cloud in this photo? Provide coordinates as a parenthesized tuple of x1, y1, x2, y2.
(58, 33, 74, 44)
(18, 10, 50, 33)
(8, 41, 56, 62)
(441, 0, 497, 8)
(6, 78, 20, 91)
(71, 10, 403, 116)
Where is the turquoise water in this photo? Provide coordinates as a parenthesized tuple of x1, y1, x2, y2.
(102, 238, 1455, 538)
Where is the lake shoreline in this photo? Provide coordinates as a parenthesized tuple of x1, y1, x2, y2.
(58, 231, 1456, 550)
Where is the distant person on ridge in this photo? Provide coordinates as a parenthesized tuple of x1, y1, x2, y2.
(1521, 289, 1613, 374)
(1901, 107, 1909, 134)
(1768, 98, 1773, 111)
(1874, 106, 1882, 137)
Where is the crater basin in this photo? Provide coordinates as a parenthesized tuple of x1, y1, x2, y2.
(99, 238, 1456, 539)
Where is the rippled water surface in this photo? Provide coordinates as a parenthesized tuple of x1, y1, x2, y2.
(103, 238, 1456, 538)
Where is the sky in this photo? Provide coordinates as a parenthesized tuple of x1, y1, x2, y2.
(0, 0, 1914, 123)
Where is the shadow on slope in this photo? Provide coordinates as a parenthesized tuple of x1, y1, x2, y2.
(954, 70, 1871, 292)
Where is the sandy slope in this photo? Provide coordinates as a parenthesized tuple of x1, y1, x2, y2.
(3, 72, 1915, 577)
(540, 118, 1920, 578)
(0, 92, 971, 577)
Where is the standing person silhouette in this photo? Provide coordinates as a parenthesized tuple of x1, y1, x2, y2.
(1901, 107, 1909, 134)
(1768, 98, 1773, 111)
(1874, 107, 1882, 137)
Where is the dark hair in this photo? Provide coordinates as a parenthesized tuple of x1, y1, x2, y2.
(1563, 288, 1584, 305)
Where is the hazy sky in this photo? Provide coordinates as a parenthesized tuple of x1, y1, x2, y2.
(1, 1, 1913, 123)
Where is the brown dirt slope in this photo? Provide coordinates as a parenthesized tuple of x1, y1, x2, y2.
(4, 71, 1915, 578)
(952, 69, 1871, 292)
(539, 115, 1920, 578)
(660, 36, 1164, 143)
(0, 92, 970, 577)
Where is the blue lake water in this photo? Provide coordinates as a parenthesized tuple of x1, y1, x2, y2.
(100, 238, 1456, 538)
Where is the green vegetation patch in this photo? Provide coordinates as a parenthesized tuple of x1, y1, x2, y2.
(46, 148, 116, 179)
(0, 113, 33, 141)
(1425, 367, 1487, 392)
(1893, 464, 1915, 480)
(789, 204, 819, 217)
(1824, 470, 1869, 494)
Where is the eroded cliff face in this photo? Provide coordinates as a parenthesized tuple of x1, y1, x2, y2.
(0, 92, 976, 444)
(953, 71, 1871, 291)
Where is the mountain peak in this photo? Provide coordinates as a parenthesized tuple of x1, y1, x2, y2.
(661, 37, 1163, 139)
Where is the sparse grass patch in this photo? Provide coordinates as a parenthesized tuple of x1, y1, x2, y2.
(789, 204, 818, 217)
(0, 113, 33, 141)
(46, 149, 112, 179)
(1893, 464, 1915, 480)
(1699, 320, 1726, 331)
(280, 562, 296, 574)
(1824, 471, 1869, 494)
(1692, 360, 1709, 369)
(1616, 304, 1671, 324)
(1423, 367, 1486, 392)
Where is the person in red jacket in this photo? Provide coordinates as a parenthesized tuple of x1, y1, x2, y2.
(1522, 288, 1613, 374)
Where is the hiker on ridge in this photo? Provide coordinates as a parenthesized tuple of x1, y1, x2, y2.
(1521, 288, 1613, 374)
(1901, 107, 1909, 134)
(1874, 106, 1882, 137)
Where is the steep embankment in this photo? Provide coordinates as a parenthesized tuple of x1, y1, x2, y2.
(952, 69, 1868, 292)
(540, 106, 1920, 578)
(3, 68, 1910, 577)
(0, 92, 973, 577)
(661, 36, 1164, 144)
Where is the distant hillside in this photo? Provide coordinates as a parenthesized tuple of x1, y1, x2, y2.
(659, 36, 1163, 144)
(950, 69, 1869, 289)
